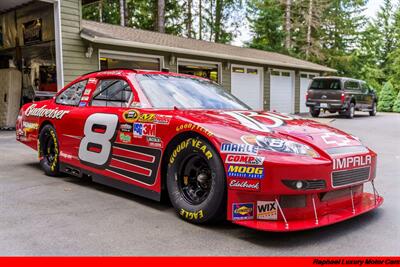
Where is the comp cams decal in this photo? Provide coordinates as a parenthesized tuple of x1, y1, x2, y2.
(227, 165, 264, 179)
(232, 203, 254, 220)
(333, 155, 372, 170)
(225, 154, 264, 165)
(257, 201, 277, 220)
(25, 104, 69, 119)
(169, 138, 213, 165)
(220, 143, 258, 155)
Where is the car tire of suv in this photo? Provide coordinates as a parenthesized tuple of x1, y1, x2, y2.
(345, 103, 355, 119)
(38, 124, 61, 176)
(166, 137, 226, 224)
(310, 107, 320, 118)
(369, 102, 377, 116)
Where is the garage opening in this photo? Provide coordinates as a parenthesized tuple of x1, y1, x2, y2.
(270, 69, 294, 114)
(99, 50, 162, 71)
(0, 1, 59, 127)
(231, 65, 263, 110)
(300, 72, 318, 113)
(177, 59, 220, 83)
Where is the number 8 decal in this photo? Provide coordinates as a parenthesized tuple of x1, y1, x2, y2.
(78, 113, 119, 166)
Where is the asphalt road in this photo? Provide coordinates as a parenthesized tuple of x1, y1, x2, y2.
(0, 112, 399, 256)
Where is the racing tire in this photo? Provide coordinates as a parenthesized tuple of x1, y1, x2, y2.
(38, 124, 61, 176)
(345, 103, 355, 119)
(310, 107, 320, 118)
(369, 102, 377, 116)
(166, 137, 226, 224)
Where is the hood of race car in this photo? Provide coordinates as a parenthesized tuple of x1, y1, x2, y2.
(174, 110, 363, 150)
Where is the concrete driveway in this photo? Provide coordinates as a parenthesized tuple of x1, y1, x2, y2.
(0, 112, 399, 255)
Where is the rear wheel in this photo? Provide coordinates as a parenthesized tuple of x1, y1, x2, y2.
(345, 103, 355, 119)
(166, 137, 226, 224)
(38, 124, 61, 176)
(369, 102, 377, 116)
(310, 107, 320, 118)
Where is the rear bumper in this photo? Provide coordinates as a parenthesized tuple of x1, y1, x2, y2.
(232, 191, 383, 232)
(306, 101, 348, 111)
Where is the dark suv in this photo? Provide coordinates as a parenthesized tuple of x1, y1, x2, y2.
(305, 77, 377, 118)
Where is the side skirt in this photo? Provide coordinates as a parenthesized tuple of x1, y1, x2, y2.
(60, 162, 161, 201)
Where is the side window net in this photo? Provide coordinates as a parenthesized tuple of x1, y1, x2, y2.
(91, 79, 133, 107)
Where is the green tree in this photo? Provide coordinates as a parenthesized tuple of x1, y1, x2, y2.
(378, 81, 396, 112)
(392, 90, 400, 113)
(246, 0, 285, 52)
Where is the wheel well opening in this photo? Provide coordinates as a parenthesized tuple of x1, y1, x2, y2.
(39, 120, 53, 134)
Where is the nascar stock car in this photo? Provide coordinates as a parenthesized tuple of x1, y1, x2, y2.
(16, 69, 383, 231)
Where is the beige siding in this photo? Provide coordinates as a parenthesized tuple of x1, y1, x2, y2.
(61, 0, 98, 85)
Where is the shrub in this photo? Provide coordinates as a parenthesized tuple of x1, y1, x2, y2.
(378, 81, 395, 112)
(392, 90, 400, 113)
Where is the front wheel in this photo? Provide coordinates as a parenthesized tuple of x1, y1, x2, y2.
(166, 137, 226, 224)
(38, 124, 61, 176)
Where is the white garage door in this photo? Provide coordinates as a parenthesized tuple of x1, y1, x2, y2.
(231, 65, 263, 110)
(270, 70, 294, 114)
(300, 72, 318, 113)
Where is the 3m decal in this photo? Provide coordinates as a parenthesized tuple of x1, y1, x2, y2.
(180, 209, 204, 220)
(229, 179, 260, 191)
(169, 139, 213, 164)
(176, 123, 213, 136)
(224, 111, 294, 132)
(321, 133, 351, 146)
(232, 203, 254, 220)
(123, 109, 140, 123)
(225, 154, 264, 165)
(133, 123, 156, 138)
(78, 113, 118, 166)
(107, 143, 162, 186)
(333, 155, 372, 170)
(220, 143, 258, 155)
(25, 104, 69, 119)
(257, 201, 277, 220)
(227, 165, 264, 179)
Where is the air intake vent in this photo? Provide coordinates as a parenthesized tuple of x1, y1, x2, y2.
(332, 167, 370, 187)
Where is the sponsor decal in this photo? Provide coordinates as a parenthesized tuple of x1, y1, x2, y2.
(321, 133, 351, 146)
(220, 143, 258, 155)
(176, 123, 213, 137)
(154, 114, 172, 125)
(130, 102, 141, 108)
(25, 104, 69, 119)
(81, 96, 89, 101)
(232, 203, 254, 220)
(257, 201, 277, 220)
(119, 123, 132, 132)
(229, 179, 260, 191)
(138, 113, 156, 123)
(22, 121, 39, 132)
(133, 123, 156, 138)
(169, 139, 213, 164)
(87, 78, 97, 85)
(227, 165, 264, 179)
(333, 155, 372, 170)
(119, 133, 132, 143)
(123, 109, 140, 123)
(146, 136, 163, 148)
(180, 209, 204, 220)
(83, 89, 91, 95)
(59, 151, 73, 160)
(225, 154, 264, 165)
(79, 102, 87, 107)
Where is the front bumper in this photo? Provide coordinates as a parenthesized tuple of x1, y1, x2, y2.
(232, 187, 383, 232)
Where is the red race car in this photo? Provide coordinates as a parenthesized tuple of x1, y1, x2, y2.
(16, 69, 383, 231)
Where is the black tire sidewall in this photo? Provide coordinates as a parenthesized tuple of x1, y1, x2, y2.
(39, 125, 60, 176)
(347, 103, 355, 119)
(167, 137, 226, 224)
(310, 107, 320, 118)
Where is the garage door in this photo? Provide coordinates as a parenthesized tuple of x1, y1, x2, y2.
(300, 72, 318, 113)
(270, 70, 294, 114)
(99, 50, 161, 71)
(231, 65, 263, 110)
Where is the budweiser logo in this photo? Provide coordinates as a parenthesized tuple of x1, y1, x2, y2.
(229, 179, 260, 191)
(25, 104, 69, 119)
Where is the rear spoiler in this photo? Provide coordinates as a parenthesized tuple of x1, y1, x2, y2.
(34, 91, 56, 101)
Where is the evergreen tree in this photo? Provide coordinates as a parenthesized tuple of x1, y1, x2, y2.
(392, 90, 400, 113)
(378, 81, 396, 112)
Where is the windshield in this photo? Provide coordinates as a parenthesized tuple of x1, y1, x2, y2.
(310, 79, 341, 90)
(136, 74, 250, 110)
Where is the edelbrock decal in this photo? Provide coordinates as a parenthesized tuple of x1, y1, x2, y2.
(25, 104, 69, 119)
(229, 179, 260, 191)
